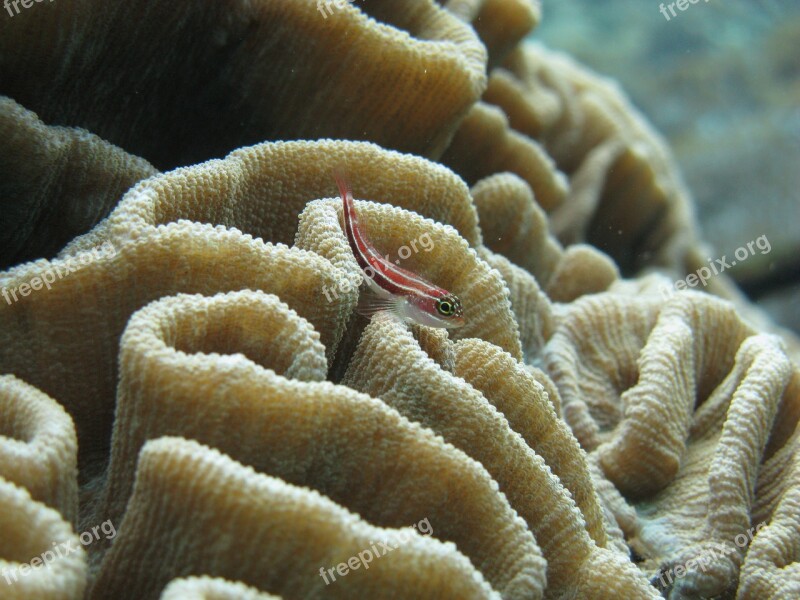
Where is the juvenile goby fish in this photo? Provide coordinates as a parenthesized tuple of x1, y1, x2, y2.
(334, 172, 465, 329)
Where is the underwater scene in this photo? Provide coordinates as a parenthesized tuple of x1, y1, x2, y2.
(0, 1, 797, 599)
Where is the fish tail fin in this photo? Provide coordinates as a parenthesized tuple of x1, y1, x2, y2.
(333, 166, 360, 235)
(332, 166, 353, 206)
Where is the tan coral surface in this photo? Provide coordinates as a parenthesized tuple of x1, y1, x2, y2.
(160, 576, 285, 600)
(0, 477, 86, 600)
(91, 437, 505, 600)
(0, 375, 78, 523)
(0, 1, 798, 599)
(0, 97, 157, 269)
(544, 290, 800, 598)
(0, 0, 487, 167)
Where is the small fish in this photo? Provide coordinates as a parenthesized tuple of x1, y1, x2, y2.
(334, 171, 465, 329)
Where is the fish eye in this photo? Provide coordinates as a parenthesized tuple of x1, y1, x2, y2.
(436, 299, 454, 316)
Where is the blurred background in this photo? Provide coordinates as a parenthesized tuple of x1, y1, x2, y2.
(533, 0, 800, 333)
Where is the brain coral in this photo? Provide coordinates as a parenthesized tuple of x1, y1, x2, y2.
(0, 1, 798, 599)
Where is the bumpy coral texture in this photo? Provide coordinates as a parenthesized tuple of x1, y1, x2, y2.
(0, 476, 86, 600)
(544, 290, 799, 597)
(160, 576, 285, 600)
(0, 1, 798, 599)
(0, 97, 157, 269)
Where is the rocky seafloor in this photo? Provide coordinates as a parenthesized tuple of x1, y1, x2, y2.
(0, 1, 798, 599)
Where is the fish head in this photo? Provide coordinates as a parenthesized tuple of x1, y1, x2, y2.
(404, 291, 465, 329)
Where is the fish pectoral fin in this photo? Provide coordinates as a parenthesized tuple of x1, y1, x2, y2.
(356, 293, 404, 320)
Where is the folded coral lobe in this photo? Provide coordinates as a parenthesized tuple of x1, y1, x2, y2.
(0, 0, 486, 167)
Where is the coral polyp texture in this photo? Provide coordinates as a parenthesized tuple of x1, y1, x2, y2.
(0, 1, 797, 599)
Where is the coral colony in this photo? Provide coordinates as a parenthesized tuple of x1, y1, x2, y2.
(1, 1, 797, 599)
